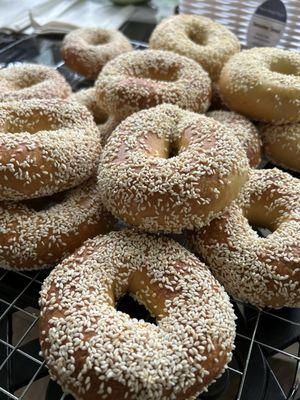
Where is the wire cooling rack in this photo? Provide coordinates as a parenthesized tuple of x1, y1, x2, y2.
(0, 31, 299, 400)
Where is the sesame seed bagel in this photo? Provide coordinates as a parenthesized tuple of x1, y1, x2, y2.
(219, 47, 300, 123)
(261, 123, 300, 172)
(0, 99, 101, 201)
(69, 88, 120, 146)
(207, 110, 262, 167)
(189, 168, 300, 308)
(0, 178, 115, 270)
(39, 229, 236, 400)
(0, 63, 71, 101)
(95, 50, 211, 119)
(149, 14, 240, 81)
(61, 28, 133, 80)
(98, 104, 249, 233)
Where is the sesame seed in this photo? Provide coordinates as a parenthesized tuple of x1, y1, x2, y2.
(61, 27, 133, 80)
(149, 14, 240, 82)
(189, 168, 300, 308)
(95, 49, 212, 120)
(39, 229, 236, 399)
(97, 104, 249, 233)
(0, 63, 71, 101)
(0, 177, 115, 270)
(261, 122, 300, 172)
(219, 47, 300, 123)
(0, 99, 101, 200)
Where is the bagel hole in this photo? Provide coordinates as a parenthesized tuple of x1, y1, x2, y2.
(246, 211, 275, 238)
(188, 30, 207, 46)
(116, 293, 156, 324)
(243, 203, 281, 238)
(134, 65, 179, 82)
(270, 58, 300, 76)
(21, 190, 68, 211)
(86, 34, 109, 46)
(146, 134, 181, 159)
(95, 113, 108, 125)
(167, 142, 180, 158)
(16, 76, 45, 90)
(147, 70, 178, 82)
(250, 224, 273, 238)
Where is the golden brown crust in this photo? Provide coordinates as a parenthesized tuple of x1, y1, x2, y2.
(40, 229, 236, 399)
(95, 50, 212, 119)
(261, 122, 300, 172)
(0, 178, 116, 270)
(219, 47, 300, 123)
(189, 168, 300, 308)
(61, 28, 133, 80)
(0, 63, 71, 101)
(149, 14, 240, 81)
(98, 104, 249, 233)
(0, 99, 101, 200)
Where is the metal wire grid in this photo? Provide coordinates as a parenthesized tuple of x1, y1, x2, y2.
(0, 37, 298, 400)
(179, 0, 300, 50)
(0, 267, 299, 400)
(0, 269, 67, 400)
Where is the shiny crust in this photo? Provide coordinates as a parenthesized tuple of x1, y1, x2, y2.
(149, 14, 240, 81)
(98, 104, 249, 233)
(95, 49, 212, 119)
(0, 99, 101, 200)
(40, 229, 236, 399)
(219, 47, 300, 123)
(207, 110, 262, 167)
(261, 123, 300, 172)
(189, 168, 300, 308)
(61, 28, 133, 80)
(0, 178, 115, 270)
(0, 63, 71, 101)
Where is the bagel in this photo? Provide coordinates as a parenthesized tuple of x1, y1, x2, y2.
(0, 99, 101, 200)
(149, 14, 240, 81)
(98, 104, 249, 233)
(261, 123, 300, 172)
(0, 63, 71, 101)
(219, 47, 300, 123)
(207, 110, 262, 167)
(95, 49, 211, 119)
(40, 229, 236, 400)
(69, 88, 120, 146)
(61, 28, 132, 80)
(189, 168, 300, 308)
(0, 178, 115, 270)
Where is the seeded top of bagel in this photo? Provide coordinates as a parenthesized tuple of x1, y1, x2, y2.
(220, 47, 300, 108)
(0, 63, 71, 101)
(95, 49, 212, 117)
(0, 178, 114, 270)
(190, 168, 300, 308)
(40, 229, 236, 399)
(0, 99, 101, 200)
(98, 104, 249, 232)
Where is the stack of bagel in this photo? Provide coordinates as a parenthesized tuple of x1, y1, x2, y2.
(0, 64, 116, 270)
(1, 16, 299, 400)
